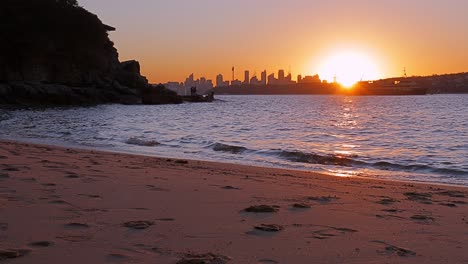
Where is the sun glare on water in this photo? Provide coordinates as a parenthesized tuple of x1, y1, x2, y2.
(317, 51, 381, 87)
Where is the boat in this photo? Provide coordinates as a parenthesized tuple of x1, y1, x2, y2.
(181, 87, 214, 102)
(347, 80, 428, 95)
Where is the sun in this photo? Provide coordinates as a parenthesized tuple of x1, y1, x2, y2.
(317, 51, 381, 87)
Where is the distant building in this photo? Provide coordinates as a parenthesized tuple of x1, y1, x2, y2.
(297, 74, 302, 83)
(250, 76, 262, 86)
(300, 74, 321, 83)
(267, 73, 276, 85)
(278, 70, 285, 81)
(261, 70, 267, 85)
(180, 73, 213, 95)
(216, 74, 229, 87)
(244, 70, 250, 85)
(231, 79, 242, 86)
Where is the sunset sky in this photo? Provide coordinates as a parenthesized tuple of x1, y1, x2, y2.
(79, 0, 468, 84)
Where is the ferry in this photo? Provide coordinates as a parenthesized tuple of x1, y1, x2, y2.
(347, 80, 428, 95)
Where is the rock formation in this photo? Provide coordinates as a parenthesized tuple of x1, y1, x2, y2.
(0, 0, 181, 105)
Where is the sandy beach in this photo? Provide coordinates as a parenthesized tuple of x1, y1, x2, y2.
(0, 140, 467, 263)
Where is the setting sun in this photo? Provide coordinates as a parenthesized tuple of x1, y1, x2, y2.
(318, 51, 381, 87)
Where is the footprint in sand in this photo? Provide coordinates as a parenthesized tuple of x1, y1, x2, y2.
(253, 224, 284, 232)
(176, 253, 230, 264)
(49, 199, 68, 205)
(410, 214, 435, 223)
(56, 234, 93, 242)
(221, 185, 241, 190)
(436, 190, 466, 198)
(64, 222, 90, 229)
(146, 185, 169, 192)
(291, 203, 311, 209)
(257, 259, 279, 264)
(3, 166, 20, 172)
(65, 172, 80, 179)
(309, 226, 357, 240)
(78, 194, 102, 199)
(0, 248, 31, 260)
(106, 253, 133, 263)
(29, 241, 54, 248)
(404, 192, 433, 204)
(123, 221, 154, 230)
(381, 208, 405, 213)
(372, 240, 416, 257)
(376, 197, 399, 205)
(307, 195, 340, 204)
(244, 205, 279, 213)
(0, 173, 9, 179)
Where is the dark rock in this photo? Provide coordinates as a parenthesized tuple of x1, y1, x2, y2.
(0, 0, 181, 106)
(142, 84, 183, 105)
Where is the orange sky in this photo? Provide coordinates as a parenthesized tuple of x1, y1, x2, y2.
(79, 0, 468, 84)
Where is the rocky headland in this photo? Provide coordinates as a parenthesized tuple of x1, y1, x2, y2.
(0, 0, 181, 105)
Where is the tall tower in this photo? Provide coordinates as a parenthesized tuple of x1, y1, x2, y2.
(232, 66, 235, 81)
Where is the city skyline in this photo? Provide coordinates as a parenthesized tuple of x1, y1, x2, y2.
(164, 68, 326, 96)
(78, 0, 468, 84)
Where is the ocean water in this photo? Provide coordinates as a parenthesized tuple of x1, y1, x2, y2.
(1, 95, 467, 186)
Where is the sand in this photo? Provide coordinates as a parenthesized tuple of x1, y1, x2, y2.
(0, 140, 467, 264)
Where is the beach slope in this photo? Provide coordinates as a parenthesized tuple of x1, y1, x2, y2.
(0, 141, 467, 263)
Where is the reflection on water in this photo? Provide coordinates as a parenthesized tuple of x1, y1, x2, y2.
(0, 94, 467, 185)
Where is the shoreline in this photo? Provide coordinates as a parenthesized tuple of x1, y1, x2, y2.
(1, 140, 467, 263)
(1, 138, 466, 188)
(0, 138, 468, 188)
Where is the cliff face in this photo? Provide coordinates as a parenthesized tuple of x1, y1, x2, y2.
(0, 0, 180, 105)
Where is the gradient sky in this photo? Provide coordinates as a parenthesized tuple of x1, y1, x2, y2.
(79, 0, 468, 84)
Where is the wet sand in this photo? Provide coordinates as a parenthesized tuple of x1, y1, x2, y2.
(0, 140, 467, 263)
